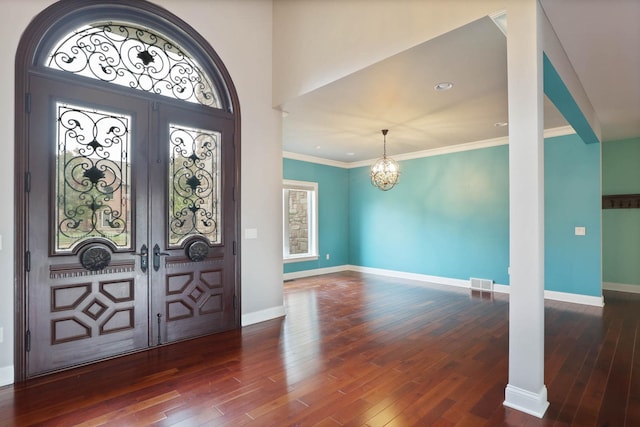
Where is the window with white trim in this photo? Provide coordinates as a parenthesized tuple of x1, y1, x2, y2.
(283, 180, 318, 262)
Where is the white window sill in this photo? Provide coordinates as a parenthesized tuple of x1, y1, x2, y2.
(283, 255, 319, 264)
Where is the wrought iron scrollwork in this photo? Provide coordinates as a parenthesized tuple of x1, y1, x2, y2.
(47, 22, 221, 107)
(80, 246, 112, 271)
(55, 104, 130, 251)
(186, 240, 209, 262)
(169, 125, 220, 246)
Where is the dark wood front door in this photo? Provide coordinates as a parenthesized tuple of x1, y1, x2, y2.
(26, 74, 236, 377)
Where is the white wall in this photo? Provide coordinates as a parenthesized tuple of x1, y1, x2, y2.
(0, 0, 283, 385)
(0, 0, 54, 388)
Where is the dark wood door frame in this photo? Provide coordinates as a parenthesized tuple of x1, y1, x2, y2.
(14, 0, 242, 382)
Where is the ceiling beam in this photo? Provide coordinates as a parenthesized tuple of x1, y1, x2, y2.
(541, 6, 601, 144)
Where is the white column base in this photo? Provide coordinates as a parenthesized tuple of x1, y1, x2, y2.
(504, 384, 549, 418)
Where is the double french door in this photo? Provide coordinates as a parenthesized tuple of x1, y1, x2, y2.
(26, 75, 237, 376)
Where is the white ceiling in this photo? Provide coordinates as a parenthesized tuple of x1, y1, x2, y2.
(280, 1, 640, 164)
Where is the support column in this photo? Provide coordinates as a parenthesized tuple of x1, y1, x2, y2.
(503, 0, 549, 418)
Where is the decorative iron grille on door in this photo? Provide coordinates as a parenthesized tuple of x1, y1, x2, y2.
(48, 23, 222, 107)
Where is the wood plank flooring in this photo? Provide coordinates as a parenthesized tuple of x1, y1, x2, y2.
(1, 271, 639, 426)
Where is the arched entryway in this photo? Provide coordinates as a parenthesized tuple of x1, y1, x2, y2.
(14, 0, 241, 379)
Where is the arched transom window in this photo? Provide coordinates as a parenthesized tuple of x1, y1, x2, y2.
(47, 22, 222, 107)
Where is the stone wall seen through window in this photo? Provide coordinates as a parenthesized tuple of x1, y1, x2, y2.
(287, 190, 308, 255)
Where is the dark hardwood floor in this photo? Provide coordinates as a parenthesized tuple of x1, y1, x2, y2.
(1, 271, 639, 426)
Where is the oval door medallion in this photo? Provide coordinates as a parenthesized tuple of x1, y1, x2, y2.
(80, 246, 112, 271)
(186, 240, 209, 262)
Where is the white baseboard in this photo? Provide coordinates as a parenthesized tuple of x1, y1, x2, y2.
(349, 266, 605, 307)
(603, 282, 640, 294)
(346, 265, 470, 288)
(241, 305, 286, 327)
(283, 265, 349, 281)
(0, 365, 13, 387)
(543, 290, 604, 307)
(504, 384, 549, 418)
(284, 264, 605, 307)
(493, 283, 510, 294)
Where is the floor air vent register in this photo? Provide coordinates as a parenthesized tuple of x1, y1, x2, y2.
(470, 277, 494, 292)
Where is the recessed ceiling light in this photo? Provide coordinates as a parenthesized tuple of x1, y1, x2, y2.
(346, 152, 355, 156)
(494, 122, 508, 127)
(315, 145, 321, 150)
(434, 82, 453, 91)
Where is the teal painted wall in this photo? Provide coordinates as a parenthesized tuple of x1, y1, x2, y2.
(283, 159, 349, 273)
(602, 138, 640, 286)
(283, 134, 602, 297)
(544, 134, 602, 296)
(348, 146, 510, 284)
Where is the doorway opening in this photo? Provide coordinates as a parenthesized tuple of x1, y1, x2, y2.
(15, 0, 241, 380)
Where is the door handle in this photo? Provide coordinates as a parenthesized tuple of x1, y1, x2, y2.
(153, 244, 170, 271)
(135, 244, 149, 273)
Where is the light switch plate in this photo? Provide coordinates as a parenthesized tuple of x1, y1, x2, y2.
(575, 226, 586, 236)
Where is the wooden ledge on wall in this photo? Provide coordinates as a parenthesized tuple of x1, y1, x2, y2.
(602, 194, 640, 209)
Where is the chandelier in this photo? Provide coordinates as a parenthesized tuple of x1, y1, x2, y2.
(370, 129, 400, 191)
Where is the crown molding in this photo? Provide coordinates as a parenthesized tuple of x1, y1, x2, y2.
(348, 135, 510, 168)
(282, 151, 351, 168)
(283, 126, 576, 169)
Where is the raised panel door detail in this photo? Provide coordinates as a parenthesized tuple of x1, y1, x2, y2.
(167, 301, 194, 321)
(82, 298, 108, 320)
(100, 279, 134, 303)
(100, 309, 135, 335)
(51, 283, 91, 311)
(201, 270, 222, 289)
(167, 273, 194, 295)
(48, 278, 138, 344)
(188, 285, 206, 303)
(52, 317, 91, 344)
(163, 269, 224, 321)
(199, 294, 222, 315)
(199, 269, 223, 315)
